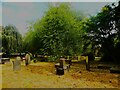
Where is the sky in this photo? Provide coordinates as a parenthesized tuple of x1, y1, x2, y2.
(1, 0, 116, 36)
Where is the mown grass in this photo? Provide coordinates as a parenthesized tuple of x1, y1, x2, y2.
(1, 60, 119, 88)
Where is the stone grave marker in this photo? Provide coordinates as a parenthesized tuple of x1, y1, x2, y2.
(13, 56, 21, 71)
(59, 58, 64, 68)
(25, 53, 31, 66)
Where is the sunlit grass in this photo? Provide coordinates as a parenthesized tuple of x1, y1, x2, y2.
(1, 61, 119, 88)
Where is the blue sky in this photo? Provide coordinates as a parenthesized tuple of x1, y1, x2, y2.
(1, 1, 114, 36)
(2, 2, 49, 35)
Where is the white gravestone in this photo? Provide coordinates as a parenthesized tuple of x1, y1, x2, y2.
(13, 56, 21, 71)
(25, 54, 31, 66)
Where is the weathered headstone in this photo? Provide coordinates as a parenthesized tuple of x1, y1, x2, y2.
(56, 67, 64, 75)
(59, 58, 65, 68)
(13, 56, 21, 71)
(56, 58, 65, 75)
(25, 53, 31, 66)
(60, 58, 70, 71)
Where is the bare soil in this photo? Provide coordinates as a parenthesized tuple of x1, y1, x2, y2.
(1, 60, 120, 88)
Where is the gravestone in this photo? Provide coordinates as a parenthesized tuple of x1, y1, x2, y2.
(56, 67, 64, 75)
(25, 53, 31, 66)
(56, 58, 65, 75)
(59, 58, 65, 68)
(55, 58, 71, 75)
(13, 56, 21, 71)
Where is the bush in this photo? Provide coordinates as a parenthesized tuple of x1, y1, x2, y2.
(47, 56, 59, 62)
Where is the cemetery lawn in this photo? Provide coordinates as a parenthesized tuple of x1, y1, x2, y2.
(1, 60, 120, 88)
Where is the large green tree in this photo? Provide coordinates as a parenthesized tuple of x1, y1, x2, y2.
(24, 3, 85, 58)
(2, 25, 22, 53)
(82, 1, 120, 63)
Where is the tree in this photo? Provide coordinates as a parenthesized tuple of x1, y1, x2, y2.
(82, 1, 120, 63)
(2, 25, 22, 53)
(24, 3, 85, 59)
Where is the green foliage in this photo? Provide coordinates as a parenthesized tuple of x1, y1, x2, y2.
(2, 25, 22, 53)
(82, 1, 120, 63)
(24, 3, 85, 58)
(3, 2, 120, 63)
(47, 56, 58, 62)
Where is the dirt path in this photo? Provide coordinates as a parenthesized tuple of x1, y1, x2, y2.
(1, 61, 120, 88)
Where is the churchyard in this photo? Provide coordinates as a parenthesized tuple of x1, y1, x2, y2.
(1, 1, 120, 89)
(1, 57, 120, 88)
